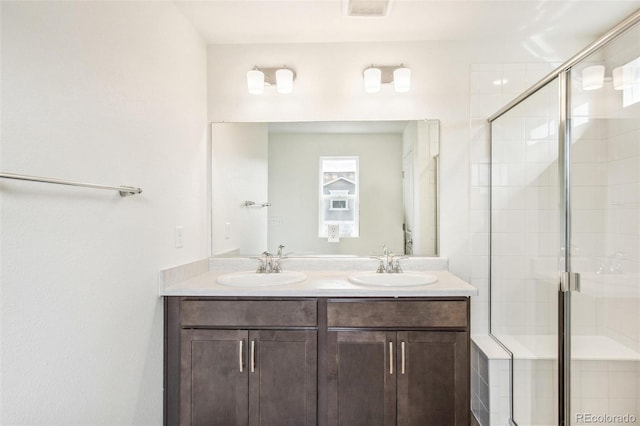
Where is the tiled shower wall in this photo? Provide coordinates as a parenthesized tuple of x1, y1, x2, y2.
(569, 83, 640, 353)
(569, 116, 640, 347)
(569, 58, 640, 425)
(469, 62, 559, 426)
(571, 360, 640, 425)
(599, 115, 640, 352)
(489, 79, 560, 338)
(469, 62, 559, 336)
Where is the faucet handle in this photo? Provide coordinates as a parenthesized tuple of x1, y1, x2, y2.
(255, 257, 267, 273)
(370, 256, 386, 273)
(273, 251, 287, 273)
(392, 256, 407, 273)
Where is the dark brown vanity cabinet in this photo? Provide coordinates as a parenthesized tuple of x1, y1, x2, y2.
(165, 299, 318, 426)
(165, 297, 470, 426)
(326, 300, 470, 426)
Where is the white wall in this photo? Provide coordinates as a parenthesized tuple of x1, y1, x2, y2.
(207, 39, 589, 281)
(211, 123, 269, 256)
(1, 2, 208, 424)
(268, 132, 403, 255)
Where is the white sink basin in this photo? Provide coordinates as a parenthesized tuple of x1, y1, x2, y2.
(217, 271, 307, 287)
(349, 272, 438, 287)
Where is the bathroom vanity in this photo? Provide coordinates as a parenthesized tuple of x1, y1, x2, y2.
(162, 258, 476, 426)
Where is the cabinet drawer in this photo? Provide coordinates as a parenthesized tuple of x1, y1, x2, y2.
(181, 300, 317, 327)
(327, 300, 467, 329)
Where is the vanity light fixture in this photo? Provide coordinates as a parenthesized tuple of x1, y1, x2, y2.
(246, 66, 297, 95)
(582, 65, 605, 91)
(363, 64, 411, 93)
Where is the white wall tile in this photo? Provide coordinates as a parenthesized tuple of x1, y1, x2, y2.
(579, 397, 609, 413)
(471, 70, 505, 95)
(471, 186, 490, 210)
(607, 398, 637, 419)
(582, 370, 610, 398)
(471, 210, 490, 234)
(608, 130, 640, 161)
(502, 64, 528, 94)
(608, 371, 636, 399)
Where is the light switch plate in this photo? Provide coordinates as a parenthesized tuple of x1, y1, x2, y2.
(175, 226, 184, 248)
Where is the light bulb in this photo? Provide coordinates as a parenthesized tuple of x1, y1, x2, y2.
(247, 69, 264, 95)
(276, 68, 294, 94)
(363, 67, 381, 93)
(393, 67, 411, 93)
(582, 65, 605, 91)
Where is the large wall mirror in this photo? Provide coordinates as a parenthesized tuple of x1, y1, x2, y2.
(211, 120, 439, 257)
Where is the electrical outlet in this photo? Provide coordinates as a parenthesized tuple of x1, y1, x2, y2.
(328, 224, 340, 242)
(225, 222, 231, 239)
(175, 226, 184, 248)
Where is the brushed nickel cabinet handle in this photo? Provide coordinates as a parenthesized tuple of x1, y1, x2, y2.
(250, 340, 256, 373)
(238, 340, 244, 373)
(389, 341, 393, 375)
(401, 341, 406, 375)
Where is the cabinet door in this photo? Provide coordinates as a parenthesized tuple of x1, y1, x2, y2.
(181, 329, 249, 426)
(248, 330, 317, 426)
(396, 331, 469, 426)
(327, 331, 396, 426)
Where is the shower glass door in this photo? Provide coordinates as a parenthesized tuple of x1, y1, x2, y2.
(490, 12, 640, 426)
(490, 78, 561, 425)
(568, 24, 640, 425)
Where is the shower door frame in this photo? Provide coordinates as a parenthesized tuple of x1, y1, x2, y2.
(488, 7, 640, 426)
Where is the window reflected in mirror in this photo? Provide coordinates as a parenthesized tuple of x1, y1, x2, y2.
(319, 156, 359, 238)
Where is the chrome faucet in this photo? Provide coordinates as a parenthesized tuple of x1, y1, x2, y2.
(256, 245, 288, 273)
(373, 244, 406, 273)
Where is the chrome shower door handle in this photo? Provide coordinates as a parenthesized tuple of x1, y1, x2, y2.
(560, 271, 581, 292)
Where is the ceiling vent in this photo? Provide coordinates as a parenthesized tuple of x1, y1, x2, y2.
(343, 0, 392, 17)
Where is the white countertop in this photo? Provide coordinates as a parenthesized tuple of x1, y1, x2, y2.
(161, 268, 477, 297)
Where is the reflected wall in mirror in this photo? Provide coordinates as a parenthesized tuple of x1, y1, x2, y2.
(211, 120, 439, 257)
